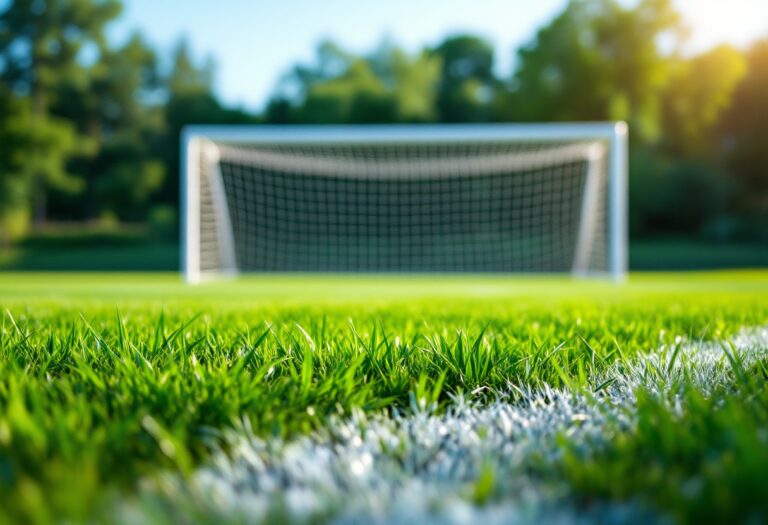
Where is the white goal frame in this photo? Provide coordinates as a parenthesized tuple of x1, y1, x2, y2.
(181, 122, 628, 282)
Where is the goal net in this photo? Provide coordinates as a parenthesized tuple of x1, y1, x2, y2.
(182, 123, 627, 282)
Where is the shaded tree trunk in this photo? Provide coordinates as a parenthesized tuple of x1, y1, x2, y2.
(32, 86, 47, 225)
(33, 182, 47, 225)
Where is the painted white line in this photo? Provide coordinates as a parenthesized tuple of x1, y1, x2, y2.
(133, 327, 768, 524)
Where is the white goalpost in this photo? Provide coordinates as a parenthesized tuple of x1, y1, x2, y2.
(181, 123, 628, 282)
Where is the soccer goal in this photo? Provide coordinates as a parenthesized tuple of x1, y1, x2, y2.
(181, 123, 628, 282)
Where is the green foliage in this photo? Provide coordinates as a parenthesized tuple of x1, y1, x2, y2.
(155, 39, 257, 210)
(0, 0, 121, 222)
(268, 40, 441, 124)
(301, 59, 395, 123)
(507, 0, 683, 140)
(147, 205, 177, 241)
(496, 0, 762, 239)
(430, 34, 496, 122)
(0, 0, 767, 241)
(661, 45, 747, 157)
(721, 39, 768, 212)
(0, 0, 122, 97)
(50, 33, 166, 221)
(92, 152, 164, 220)
(0, 90, 83, 230)
(630, 151, 735, 236)
(387, 49, 441, 122)
(0, 92, 34, 236)
(166, 39, 216, 97)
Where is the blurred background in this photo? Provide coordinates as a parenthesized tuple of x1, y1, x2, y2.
(0, 0, 766, 272)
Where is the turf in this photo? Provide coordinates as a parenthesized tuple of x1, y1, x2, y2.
(1, 271, 767, 524)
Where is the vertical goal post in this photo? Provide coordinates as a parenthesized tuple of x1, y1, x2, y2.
(181, 122, 628, 283)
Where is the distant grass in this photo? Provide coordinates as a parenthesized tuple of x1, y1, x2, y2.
(3, 235, 768, 272)
(0, 271, 767, 524)
(630, 238, 768, 270)
(2, 269, 768, 302)
(0, 242, 178, 271)
(0, 223, 178, 271)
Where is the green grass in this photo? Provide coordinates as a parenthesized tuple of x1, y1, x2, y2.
(3, 237, 768, 272)
(0, 242, 178, 271)
(1, 271, 767, 524)
(630, 238, 768, 269)
(0, 223, 178, 271)
(563, 385, 768, 524)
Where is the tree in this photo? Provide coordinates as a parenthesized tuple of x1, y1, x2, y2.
(159, 40, 256, 209)
(266, 40, 440, 124)
(661, 45, 747, 158)
(366, 42, 440, 122)
(0, 87, 80, 232)
(506, 0, 684, 140)
(52, 33, 166, 220)
(721, 39, 768, 214)
(504, 0, 746, 239)
(298, 58, 394, 123)
(0, 0, 121, 223)
(430, 35, 495, 122)
(267, 39, 388, 123)
(632, 45, 748, 238)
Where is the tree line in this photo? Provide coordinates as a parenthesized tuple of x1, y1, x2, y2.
(1, 0, 767, 244)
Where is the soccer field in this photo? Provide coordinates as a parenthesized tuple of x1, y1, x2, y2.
(1, 271, 768, 524)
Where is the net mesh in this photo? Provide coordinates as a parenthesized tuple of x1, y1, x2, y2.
(193, 139, 610, 275)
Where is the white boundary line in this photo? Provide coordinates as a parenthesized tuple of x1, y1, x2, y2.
(132, 327, 768, 525)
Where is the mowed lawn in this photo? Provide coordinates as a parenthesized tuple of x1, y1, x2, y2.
(1, 271, 768, 524)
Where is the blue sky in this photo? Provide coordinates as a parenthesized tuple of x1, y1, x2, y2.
(108, 0, 768, 111)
